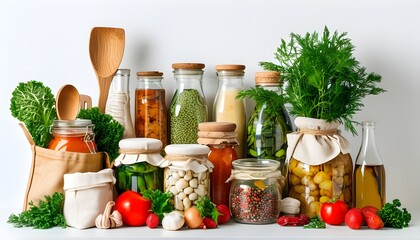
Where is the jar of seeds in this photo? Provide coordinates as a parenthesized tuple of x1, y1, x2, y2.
(227, 158, 283, 224)
(160, 144, 213, 211)
(169, 63, 208, 144)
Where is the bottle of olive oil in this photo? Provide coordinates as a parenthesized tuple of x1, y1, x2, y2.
(353, 121, 386, 209)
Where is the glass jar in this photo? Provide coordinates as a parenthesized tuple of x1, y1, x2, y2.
(135, 71, 168, 147)
(198, 122, 238, 206)
(169, 63, 208, 144)
(287, 117, 352, 217)
(213, 64, 246, 158)
(106, 69, 136, 138)
(228, 159, 282, 224)
(353, 121, 386, 209)
(246, 72, 293, 171)
(114, 138, 164, 194)
(48, 119, 96, 153)
(160, 144, 213, 211)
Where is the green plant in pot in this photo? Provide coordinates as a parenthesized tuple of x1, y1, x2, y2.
(260, 26, 385, 217)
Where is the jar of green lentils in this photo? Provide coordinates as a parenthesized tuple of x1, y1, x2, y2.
(169, 63, 208, 144)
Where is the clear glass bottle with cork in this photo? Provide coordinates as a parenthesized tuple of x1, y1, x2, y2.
(169, 63, 207, 144)
(198, 122, 238, 206)
(213, 64, 246, 158)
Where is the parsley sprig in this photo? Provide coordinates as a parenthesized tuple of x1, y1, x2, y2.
(377, 199, 411, 228)
(141, 189, 174, 222)
(196, 196, 219, 224)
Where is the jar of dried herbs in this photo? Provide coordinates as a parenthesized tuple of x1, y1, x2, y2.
(169, 63, 208, 144)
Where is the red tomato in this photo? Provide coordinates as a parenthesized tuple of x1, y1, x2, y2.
(345, 208, 364, 229)
(216, 204, 231, 224)
(320, 200, 348, 225)
(114, 191, 152, 226)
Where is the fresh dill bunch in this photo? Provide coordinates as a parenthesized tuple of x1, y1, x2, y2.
(236, 86, 286, 118)
(260, 26, 385, 135)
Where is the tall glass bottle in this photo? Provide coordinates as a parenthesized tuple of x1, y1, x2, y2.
(213, 64, 246, 158)
(169, 63, 207, 144)
(135, 71, 168, 147)
(246, 71, 293, 171)
(353, 121, 386, 209)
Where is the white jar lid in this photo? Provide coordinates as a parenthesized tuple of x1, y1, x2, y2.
(164, 144, 209, 155)
(119, 138, 162, 151)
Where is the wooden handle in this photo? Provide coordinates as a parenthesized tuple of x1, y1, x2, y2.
(97, 75, 114, 113)
(79, 94, 92, 110)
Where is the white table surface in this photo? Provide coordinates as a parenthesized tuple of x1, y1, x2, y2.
(1, 207, 418, 240)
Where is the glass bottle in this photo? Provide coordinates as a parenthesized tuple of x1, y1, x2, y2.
(106, 69, 136, 138)
(246, 71, 293, 171)
(169, 63, 207, 144)
(135, 71, 168, 147)
(198, 122, 238, 206)
(353, 121, 386, 209)
(213, 64, 246, 158)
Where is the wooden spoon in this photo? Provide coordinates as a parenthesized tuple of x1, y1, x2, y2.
(56, 84, 80, 120)
(89, 27, 125, 113)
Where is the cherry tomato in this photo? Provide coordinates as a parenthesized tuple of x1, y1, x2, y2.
(114, 191, 152, 226)
(320, 200, 348, 225)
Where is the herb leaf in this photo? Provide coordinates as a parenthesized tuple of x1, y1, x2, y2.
(196, 196, 219, 224)
(141, 189, 174, 222)
(303, 216, 326, 229)
(260, 26, 385, 135)
(236, 87, 286, 118)
(8, 192, 66, 229)
(377, 199, 411, 228)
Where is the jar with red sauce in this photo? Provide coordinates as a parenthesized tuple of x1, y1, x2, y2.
(48, 119, 97, 153)
(197, 122, 238, 206)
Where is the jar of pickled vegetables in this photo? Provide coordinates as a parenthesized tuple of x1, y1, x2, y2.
(135, 71, 168, 147)
(287, 117, 352, 217)
(48, 119, 97, 153)
(169, 63, 207, 144)
(114, 138, 164, 194)
(227, 158, 283, 224)
(197, 122, 238, 206)
(160, 144, 213, 211)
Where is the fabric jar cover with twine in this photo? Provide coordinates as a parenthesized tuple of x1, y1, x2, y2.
(114, 138, 163, 167)
(159, 144, 214, 173)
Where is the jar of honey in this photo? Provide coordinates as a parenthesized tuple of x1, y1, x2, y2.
(48, 119, 97, 153)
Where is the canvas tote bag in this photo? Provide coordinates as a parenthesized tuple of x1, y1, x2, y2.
(19, 123, 111, 210)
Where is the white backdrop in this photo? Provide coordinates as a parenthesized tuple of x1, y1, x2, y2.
(1, 0, 419, 213)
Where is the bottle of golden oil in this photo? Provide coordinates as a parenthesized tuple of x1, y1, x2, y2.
(353, 121, 386, 209)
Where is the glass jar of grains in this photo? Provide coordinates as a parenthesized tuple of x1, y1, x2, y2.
(160, 144, 214, 211)
(227, 159, 283, 224)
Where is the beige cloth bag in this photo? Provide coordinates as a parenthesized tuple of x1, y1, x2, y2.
(19, 123, 110, 211)
(63, 169, 116, 229)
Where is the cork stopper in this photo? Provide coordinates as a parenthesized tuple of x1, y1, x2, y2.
(198, 122, 238, 146)
(172, 63, 205, 70)
(255, 71, 281, 85)
(215, 64, 246, 71)
(136, 71, 163, 77)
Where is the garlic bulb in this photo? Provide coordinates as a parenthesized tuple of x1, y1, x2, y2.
(280, 197, 301, 215)
(95, 201, 123, 229)
(161, 211, 185, 231)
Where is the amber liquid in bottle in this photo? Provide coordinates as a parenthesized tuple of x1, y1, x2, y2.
(354, 164, 386, 209)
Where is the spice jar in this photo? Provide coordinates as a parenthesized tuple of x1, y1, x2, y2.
(198, 122, 238, 206)
(160, 144, 213, 211)
(227, 158, 283, 224)
(135, 71, 168, 147)
(213, 65, 246, 158)
(169, 63, 207, 144)
(287, 117, 352, 217)
(114, 138, 164, 194)
(48, 119, 97, 153)
(245, 71, 293, 167)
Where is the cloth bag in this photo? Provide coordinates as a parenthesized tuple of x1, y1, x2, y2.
(19, 123, 110, 211)
(63, 169, 116, 229)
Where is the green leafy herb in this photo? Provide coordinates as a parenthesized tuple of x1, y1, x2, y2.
(303, 216, 326, 229)
(10, 80, 57, 147)
(260, 26, 385, 135)
(196, 196, 219, 224)
(7, 192, 66, 229)
(77, 107, 124, 161)
(236, 87, 286, 118)
(377, 199, 411, 228)
(141, 189, 174, 222)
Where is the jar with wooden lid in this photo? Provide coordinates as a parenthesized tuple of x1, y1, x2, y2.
(213, 64, 246, 158)
(245, 71, 293, 169)
(198, 122, 238, 206)
(160, 144, 213, 211)
(169, 63, 207, 144)
(114, 138, 164, 194)
(135, 71, 168, 147)
(48, 119, 97, 153)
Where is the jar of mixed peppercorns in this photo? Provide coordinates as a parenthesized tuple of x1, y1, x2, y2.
(227, 158, 283, 224)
